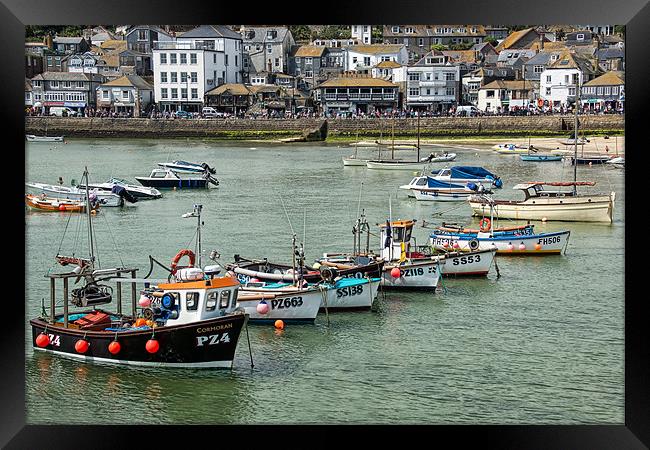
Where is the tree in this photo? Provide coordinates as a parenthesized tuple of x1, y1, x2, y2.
(614, 25, 625, 38)
(431, 43, 448, 51)
(289, 25, 312, 43)
(371, 26, 383, 43)
(450, 42, 474, 50)
(484, 36, 498, 46)
(318, 25, 351, 40)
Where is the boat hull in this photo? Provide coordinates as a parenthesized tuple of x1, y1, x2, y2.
(26, 135, 64, 142)
(520, 155, 563, 162)
(237, 288, 322, 322)
(30, 312, 247, 368)
(430, 231, 570, 255)
(412, 189, 471, 202)
(135, 178, 209, 188)
(342, 157, 369, 166)
(26, 183, 124, 207)
(322, 278, 380, 310)
(366, 160, 425, 170)
(571, 156, 611, 165)
(381, 260, 440, 290)
(469, 193, 615, 223)
(435, 249, 496, 276)
(25, 194, 94, 213)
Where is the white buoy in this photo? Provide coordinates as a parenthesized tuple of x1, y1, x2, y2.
(541, 217, 548, 222)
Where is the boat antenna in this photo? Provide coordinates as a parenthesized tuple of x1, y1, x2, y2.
(182, 204, 203, 267)
(416, 112, 420, 162)
(278, 193, 295, 235)
(84, 167, 96, 267)
(291, 233, 297, 286)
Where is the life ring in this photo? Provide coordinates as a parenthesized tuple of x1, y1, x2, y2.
(170, 249, 195, 275)
(479, 217, 491, 232)
(537, 98, 544, 108)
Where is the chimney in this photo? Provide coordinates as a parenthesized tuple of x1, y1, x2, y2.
(539, 33, 544, 52)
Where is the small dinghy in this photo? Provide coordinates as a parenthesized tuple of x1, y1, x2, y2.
(420, 152, 457, 163)
(25, 194, 99, 213)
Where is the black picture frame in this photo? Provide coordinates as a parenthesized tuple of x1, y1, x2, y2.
(2, 0, 646, 447)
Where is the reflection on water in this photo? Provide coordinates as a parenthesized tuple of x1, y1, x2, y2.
(26, 139, 624, 424)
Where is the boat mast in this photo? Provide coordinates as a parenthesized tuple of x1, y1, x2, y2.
(573, 76, 580, 195)
(291, 234, 297, 286)
(416, 112, 420, 162)
(391, 118, 395, 160)
(196, 204, 203, 268)
(84, 167, 95, 266)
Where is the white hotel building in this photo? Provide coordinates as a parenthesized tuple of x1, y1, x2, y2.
(152, 25, 243, 112)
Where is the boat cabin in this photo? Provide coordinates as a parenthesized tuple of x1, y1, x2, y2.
(147, 168, 179, 179)
(512, 182, 595, 200)
(378, 220, 416, 261)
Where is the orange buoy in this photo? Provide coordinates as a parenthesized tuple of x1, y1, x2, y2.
(274, 320, 284, 330)
(75, 339, 89, 354)
(35, 333, 50, 348)
(108, 341, 121, 355)
(145, 339, 160, 353)
(145, 320, 154, 327)
(390, 267, 401, 278)
(135, 318, 147, 327)
(534, 244, 542, 251)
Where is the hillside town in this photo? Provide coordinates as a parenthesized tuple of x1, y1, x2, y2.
(24, 25, 625, 119)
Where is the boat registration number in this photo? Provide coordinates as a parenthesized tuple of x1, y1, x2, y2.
(452, 254, 481, 265)
(431, 237, 457, 246)
(398, 267, 435, 277)
(538, 236, 561, 245)
(336, 285, 363, 298)
(46, 334, 61, 347)
(196, 333, 231, 346)
(271, 297, 304, 309)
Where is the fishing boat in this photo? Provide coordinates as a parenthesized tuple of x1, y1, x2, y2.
(430, 197, 571, 255)
(430, 166, 503, 189)
(419, 151, 457, 163)
(135, 168, 219, 189)
(157, 160, 217, 174)
(30, 176, 250, 369)
(25, 181, 126, 207)
(78, 178, 163, 200)
(25, 193, 99, 213)
(605, 157, 625, 169)
(468, 181, 615, 223)
(26, 134, 64, 142)
(236, 283, 324, 323)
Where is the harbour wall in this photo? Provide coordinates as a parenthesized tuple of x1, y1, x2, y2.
(25, 115, 624, 140)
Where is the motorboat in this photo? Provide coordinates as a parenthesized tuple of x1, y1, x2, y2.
(25, 194, 99, 213)
(26, 134, 64, 142)
(430, 166, 503, 189)
(157, 160, 216, 174)
(25, 181, 125, 207)
(79, 178, 162, 200)
(135, 168, 218, 189)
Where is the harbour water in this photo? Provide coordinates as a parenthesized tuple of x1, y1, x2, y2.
(25, 139, 625, 424)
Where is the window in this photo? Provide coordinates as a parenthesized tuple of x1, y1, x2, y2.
(160, 53, 167, 64)
(418, 38, 424, 47)
(363, 56, 370, 66)
(190, 72, 197, 83)
(191, 88, 198, 99)
(171, 88, 177, 99)
(564, 75, 569, 84)
(102, 90, 109, 99)
(50, 81, 59, 88)
(275, 58, 280, 67)
(161, 88, 168, 99)
(546, 75, 552, 83)
(295, 57, 301, 64)
(235, 55, 238, 66)
(185, 292, 199, 311)
(190, 53, 197, 64)
(170, 53, 177, 64)
(534, 65, 544, 74)
(394, 38, 399, 44)
(425, 72, 432, 81)
(181, 72, 188, 82)
(138, 30, 147, 41)
(305, 70, 313, 77)
(225, 54, 228, 65)
(392, 26, 400, 33)
(219, 290, 231, 309)
(213, 54, 216, 64)
(62, 81, 70, 88)
(445, 73, 455, 81)
(545, 87, 551, 95)
(446, 87, 455, 96)
(612, 86, 618, 95)
(77, 81, 84, 88)
(267, 44, 272, 52)
(568, 87, 576, 96)
(409, 73, 420, 81)
(180, 53, 187, 64)
(171, 72, 177, 83)
(160, 72, 167, 83)
(486, 90, 495, 98)
(305, 57, 312, 65)
(181, 88, 187, 99)
(426, 88, 431, 95)
(404, 38, 409, 46)
(206, 291, 218, 311)
(364, 26, 369, 32)
(405, 27, 414, 34)
(604, 86, 611, 95)
(576, 33, 585, 40)
(409, 87, 420, 96)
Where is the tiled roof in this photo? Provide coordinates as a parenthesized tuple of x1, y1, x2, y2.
(180, 25, 242, 40)
(240, 26, 289, 43)
(100, 75, 153, 90)
(205, 83, 253, 96)
(374, 60, 402, 68)
(583, 71, 624, 86)
(31, 72, 102, 81)
(293, 46, 326, 57)
(317, 77, 398, 88)
(495, 28, 537, 51)
(548, 51, 595, 74)
(442, 50, 478, 64)
(54, 36, 85, 44)
(481, 80, 537, 90)
(347, 44, 404, 54)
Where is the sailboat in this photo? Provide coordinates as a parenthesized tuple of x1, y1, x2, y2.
(26, 121, 64, 142)
(366, 115, 426, 170)
(468, 82, 616, 223)
(29, 172, 250, 368)
(342, 132, 370, 166)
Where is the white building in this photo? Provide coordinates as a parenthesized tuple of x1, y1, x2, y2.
(405, 51, 460, 112)
(67, 53, 99, 74)
(344, 44, 408, 73)
(477, 80, 537, 113)
(371, 60, 406, 83)
(539, 52, 596, 108)
(152, 25, 243, 112)
(351, 25, 372, 44)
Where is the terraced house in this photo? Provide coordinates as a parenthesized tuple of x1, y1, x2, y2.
(314, 74, 399, 115)
(240, 26, 295, 78)
(152, 25, 243, 112)
(95, 74, 154, 116)
(30, 71, 105, 114)
(344, 44, 408, 74)
(406, 51, 460, 113)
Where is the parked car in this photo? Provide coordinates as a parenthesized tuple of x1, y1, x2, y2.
(174, 110, 192, 119)
(201, 107, 219, 118)
(455, 105, 479, 117)
(50, 106, 79, 117)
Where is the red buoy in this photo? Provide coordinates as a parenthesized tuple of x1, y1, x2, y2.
(390, 267, 402, 278)
(145, 339, 160, 354)
(108, 341, 121, 355)
(75, 339, 89, 354)
(35, 333, 50, 348)
(58, 204, 66, 211)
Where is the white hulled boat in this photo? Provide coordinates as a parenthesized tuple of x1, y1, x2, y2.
(26, 181, 125, 207)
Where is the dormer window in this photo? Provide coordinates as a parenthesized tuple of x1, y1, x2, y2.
(392, 26, 400, 33)
(267, 30, 277, 40)
(405, 27, 415, 34)
(577, 33, 585, 41)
